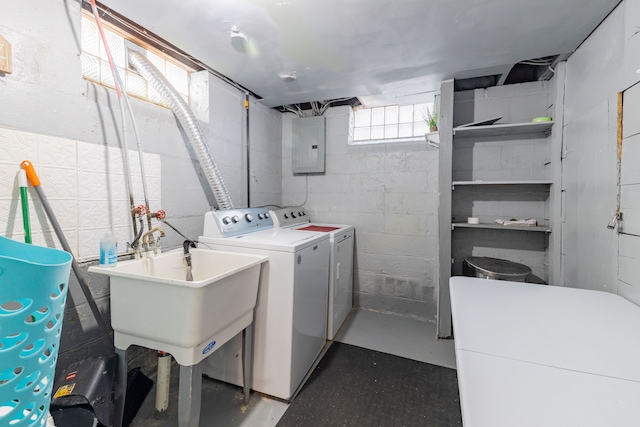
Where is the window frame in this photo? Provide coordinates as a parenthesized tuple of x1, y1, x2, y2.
(350, 102, 436, 145)
(80, 8, 196, 108)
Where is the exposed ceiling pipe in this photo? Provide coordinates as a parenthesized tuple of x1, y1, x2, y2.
(128, 51, 234, 209)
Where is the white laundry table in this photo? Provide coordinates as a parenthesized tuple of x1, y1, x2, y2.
(450, 277, 640, 427)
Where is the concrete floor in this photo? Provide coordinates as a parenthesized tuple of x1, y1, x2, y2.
(130, 308, 457, 427)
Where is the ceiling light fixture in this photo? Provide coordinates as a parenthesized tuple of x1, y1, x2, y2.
(279, 71, 297, 83)
(230, 26, 248, 53)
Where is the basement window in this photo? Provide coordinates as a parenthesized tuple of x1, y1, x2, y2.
(80, 10, 193, 107)
(351, 103, 432, 144)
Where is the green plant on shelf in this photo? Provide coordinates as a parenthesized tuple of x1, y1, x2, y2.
(422, 104, 439, 132)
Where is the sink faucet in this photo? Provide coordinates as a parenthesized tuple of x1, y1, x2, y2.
(183, 240, 197, 281)
(141, 226, 165, 255)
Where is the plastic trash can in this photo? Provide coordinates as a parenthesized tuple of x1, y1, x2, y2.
(0, 236, 72, 427)
(463, 256, 532, 282)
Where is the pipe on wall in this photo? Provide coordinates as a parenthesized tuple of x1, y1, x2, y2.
(245, 95, 250, 207)
(128, 51, 234, 209)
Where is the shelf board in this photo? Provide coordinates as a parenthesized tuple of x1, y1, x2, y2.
(453, 121, 553, 138)
(424, 132, 439, 147)
(452, 180, 553, 187)
(452, 222, 552, 233)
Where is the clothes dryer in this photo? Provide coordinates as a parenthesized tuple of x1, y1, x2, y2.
(270, 207, 354, 340)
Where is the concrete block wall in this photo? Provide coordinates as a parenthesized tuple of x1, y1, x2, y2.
(0, 0, 282, 374)
(562, 0, 640, 297)
(248, 99, 283, 207)
(282, 106, 440, 321)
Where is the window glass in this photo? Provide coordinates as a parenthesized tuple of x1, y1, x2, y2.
(352, 102, 436, 144)
(371, 107, 385, 126)
(80, 13, 192, 107)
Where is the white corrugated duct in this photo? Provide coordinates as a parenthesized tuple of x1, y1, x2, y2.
(128, 51, 234, 209)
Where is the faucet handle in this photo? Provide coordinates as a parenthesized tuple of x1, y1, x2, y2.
(137, 204, 149, 216)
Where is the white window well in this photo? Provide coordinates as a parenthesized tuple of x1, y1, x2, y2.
(351, 103, 433, 144)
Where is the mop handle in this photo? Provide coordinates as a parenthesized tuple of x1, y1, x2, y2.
(21, 159, 113, 348)
(21, 160, 41, 186)
(18, 169, 32, 244)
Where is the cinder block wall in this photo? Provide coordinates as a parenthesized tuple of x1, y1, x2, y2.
(0, 0, 282, 375)
(562, 0, 640, 299)
(282, 107, 440, 321)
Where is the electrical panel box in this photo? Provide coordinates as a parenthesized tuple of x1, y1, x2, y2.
(292, 116, 325, 174)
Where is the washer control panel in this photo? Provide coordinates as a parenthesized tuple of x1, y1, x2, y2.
(270, 207, 309, 228)
(203, 207, 273, 238)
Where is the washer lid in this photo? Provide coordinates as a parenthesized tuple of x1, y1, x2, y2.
(464, 257, 532, 278)
(199, 228, 328, 252)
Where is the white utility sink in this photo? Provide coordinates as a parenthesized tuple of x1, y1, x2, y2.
(89, 248, 267, 366)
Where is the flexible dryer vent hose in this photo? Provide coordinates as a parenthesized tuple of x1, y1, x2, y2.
(128, 51, 234, 210)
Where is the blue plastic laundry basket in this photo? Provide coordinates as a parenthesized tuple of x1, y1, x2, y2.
(0, 236, 72, 427)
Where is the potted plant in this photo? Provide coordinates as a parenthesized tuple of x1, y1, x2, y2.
(423, 104, 439, 132)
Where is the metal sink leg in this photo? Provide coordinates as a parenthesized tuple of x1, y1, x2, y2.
(242, 325, 253, 404)
(178, 362, 203, 427)
(114, 348, 127, 427)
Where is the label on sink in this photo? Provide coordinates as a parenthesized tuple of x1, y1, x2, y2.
(202, 340, 217, 355)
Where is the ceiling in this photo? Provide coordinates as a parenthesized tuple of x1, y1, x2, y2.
(98, 0, 620, 109)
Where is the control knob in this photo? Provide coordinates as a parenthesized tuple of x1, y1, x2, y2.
(231, 215, 240, 223)
(258, 213, 264, 220)
(291, 212, 297, 218)
(245, 213, 254, 222)
(284, 213, 289, 219)
(222, 216, 232, 225)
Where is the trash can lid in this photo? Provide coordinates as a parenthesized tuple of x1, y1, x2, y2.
(464, 257, 532, 279)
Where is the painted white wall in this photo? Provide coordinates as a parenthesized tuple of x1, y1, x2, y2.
(562, 0, 640, 295)
(248, 99, 283, 208)
(282, 107, 440, 321)
(0, 0, 281, 368)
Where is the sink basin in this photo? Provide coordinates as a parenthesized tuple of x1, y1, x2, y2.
(89, 248, 267, 366)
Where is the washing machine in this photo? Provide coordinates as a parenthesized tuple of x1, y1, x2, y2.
(270, 207, 354, 340)
(198, 207, 329, 401)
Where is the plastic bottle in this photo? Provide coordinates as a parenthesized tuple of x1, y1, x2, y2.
(99, 232, 117, 267)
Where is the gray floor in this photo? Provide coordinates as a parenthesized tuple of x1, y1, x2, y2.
(130, 308, 457, 427)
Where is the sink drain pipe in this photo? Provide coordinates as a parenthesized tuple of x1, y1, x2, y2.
(128, 51, 234, 210)
(154, 351, 171, 419)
